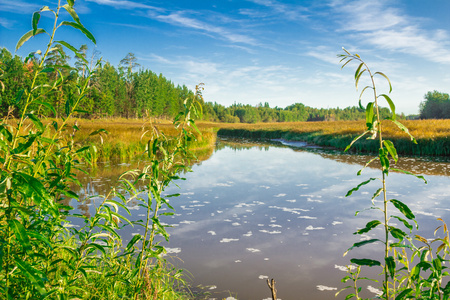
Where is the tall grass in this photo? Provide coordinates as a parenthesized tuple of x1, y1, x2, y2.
(216, 119, 450, 156)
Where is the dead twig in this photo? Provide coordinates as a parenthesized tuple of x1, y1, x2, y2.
(267, 278, 277, 300)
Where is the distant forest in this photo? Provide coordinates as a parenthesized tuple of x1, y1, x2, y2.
(1, 46, 447, 123)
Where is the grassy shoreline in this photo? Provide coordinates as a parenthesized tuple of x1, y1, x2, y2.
(214, 119, 450, 156)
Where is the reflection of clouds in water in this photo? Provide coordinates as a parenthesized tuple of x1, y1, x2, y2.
(247, 248, 261, 253)
(165, 247, 181, 254)
(298, 216, 317, 219)
(367, 285, 382, 296)
(259, 230, 282, 234)
(220, 238, 239, 243)
(305, 225, 325, 230)
(215, 182, 234, 187)
(317, 285, 337, 291)
(269, 205, 308, 215)
(307, 198, 323, 203)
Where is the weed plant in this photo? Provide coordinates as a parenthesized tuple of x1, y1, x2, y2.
(0, 1, 199, 299)
(336, 48, 450, 300)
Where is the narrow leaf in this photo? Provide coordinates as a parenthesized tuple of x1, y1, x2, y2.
(62, 4, 80, 24)
(385, 256, 396, 278)
(390, 199, 415, 220)
(374, 71, 392, 93)
(383, 140, 398, 163)
(32, 12, 41, 36)
(354, 220, 382, 235)
(390, 168, 427, 183)
(344, 239, 381, 256)
(8, 219, 31, 251)
(59, 21, 96, 44)
(379, 94, 396, 120)
(16, 28, 47, 51)
(350, 258, 381, 267)
(390, 119, 417, 144)
(345, 130, 369, 152)
(346, 178, 376, 197)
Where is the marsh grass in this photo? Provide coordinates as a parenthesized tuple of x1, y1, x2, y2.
(216, 119, 450, 156)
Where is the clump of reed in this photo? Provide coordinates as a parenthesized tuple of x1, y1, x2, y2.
(216, 119, 450, 156)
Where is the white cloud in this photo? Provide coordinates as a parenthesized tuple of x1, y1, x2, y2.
(332, 0, 450, 64)
(155, 11, 258, 45)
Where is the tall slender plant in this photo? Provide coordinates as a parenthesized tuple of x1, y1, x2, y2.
(335, 49, 450, 300)
(0, 1, 198, 299)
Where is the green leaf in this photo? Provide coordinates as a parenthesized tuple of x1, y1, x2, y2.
(34, 101, 56, 115)
(390, 199, 415, 220)
(83, 243, 106, 256)
(345, 130, 369, 152)
(354, 62, 364, 80)
(345, 178, 376, 197)
(344, 239, 381, 256)
(26, 113, 44, 132)
(62, 4, 80, 23)
(390, 168, 427, 183)
(385, 256, 396, 278)
(8, 219, 31, 251)
(56, 40, 89, 65)
(350, 258, 381, 267)
(354, 220, 382, 235)
(59, 21, 96, 44)
(365, 102, 374, 128)
(390, 119, 417, 144)
(15, 89, 25, 105)
(16, 28, 47, 51)
(379, 94, 396, 120)
(67, 0, 75, 7)
(89, 128, 108, 136)
(391, 215, 414, 232)
(32, 11, 41, 36)
(15, 259, 47, 295)
(355, 69, 367, 91)
(374, 71, 392, 93)
(395, 288, 413, 299)
(126, 234, 141, 251)
(383, 140, 398, 163)
(389, 227, 407, 241)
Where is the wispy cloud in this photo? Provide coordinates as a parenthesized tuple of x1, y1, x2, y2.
(246, 0, 309, 21)
(85, 0, 163, 11)
(0, 17, 13, 29)
(332, 0, 450, 64)
(155, 11, 258, 45)
(0, 0, 39, 14)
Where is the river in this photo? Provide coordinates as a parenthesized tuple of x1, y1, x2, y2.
(72, 138, 450, 299)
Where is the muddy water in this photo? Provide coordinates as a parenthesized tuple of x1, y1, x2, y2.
(71, 138, 450, 299)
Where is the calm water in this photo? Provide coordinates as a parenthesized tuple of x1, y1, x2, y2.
(73, 138, 450, 299)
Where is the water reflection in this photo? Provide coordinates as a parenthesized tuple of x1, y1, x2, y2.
(71, 138, 450, 300)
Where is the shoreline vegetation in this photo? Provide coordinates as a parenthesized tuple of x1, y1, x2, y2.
(46, 118, 450, 161)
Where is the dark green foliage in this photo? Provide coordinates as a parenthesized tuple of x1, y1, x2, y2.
(420, 91, 450, 119)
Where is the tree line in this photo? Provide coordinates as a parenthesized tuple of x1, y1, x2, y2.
(0, 46, 197, 119)
(1, 45, 446, 122)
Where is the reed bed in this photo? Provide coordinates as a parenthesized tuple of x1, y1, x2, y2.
(215, 119, 450, 156)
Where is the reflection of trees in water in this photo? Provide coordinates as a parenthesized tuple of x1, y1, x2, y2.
(71, 137, 449, 217)
(71, 146, 215, 217)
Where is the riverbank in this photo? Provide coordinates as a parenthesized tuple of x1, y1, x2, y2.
(214, 119, 450, 156)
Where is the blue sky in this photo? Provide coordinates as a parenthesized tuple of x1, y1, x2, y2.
(1, 0, 450, 114)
